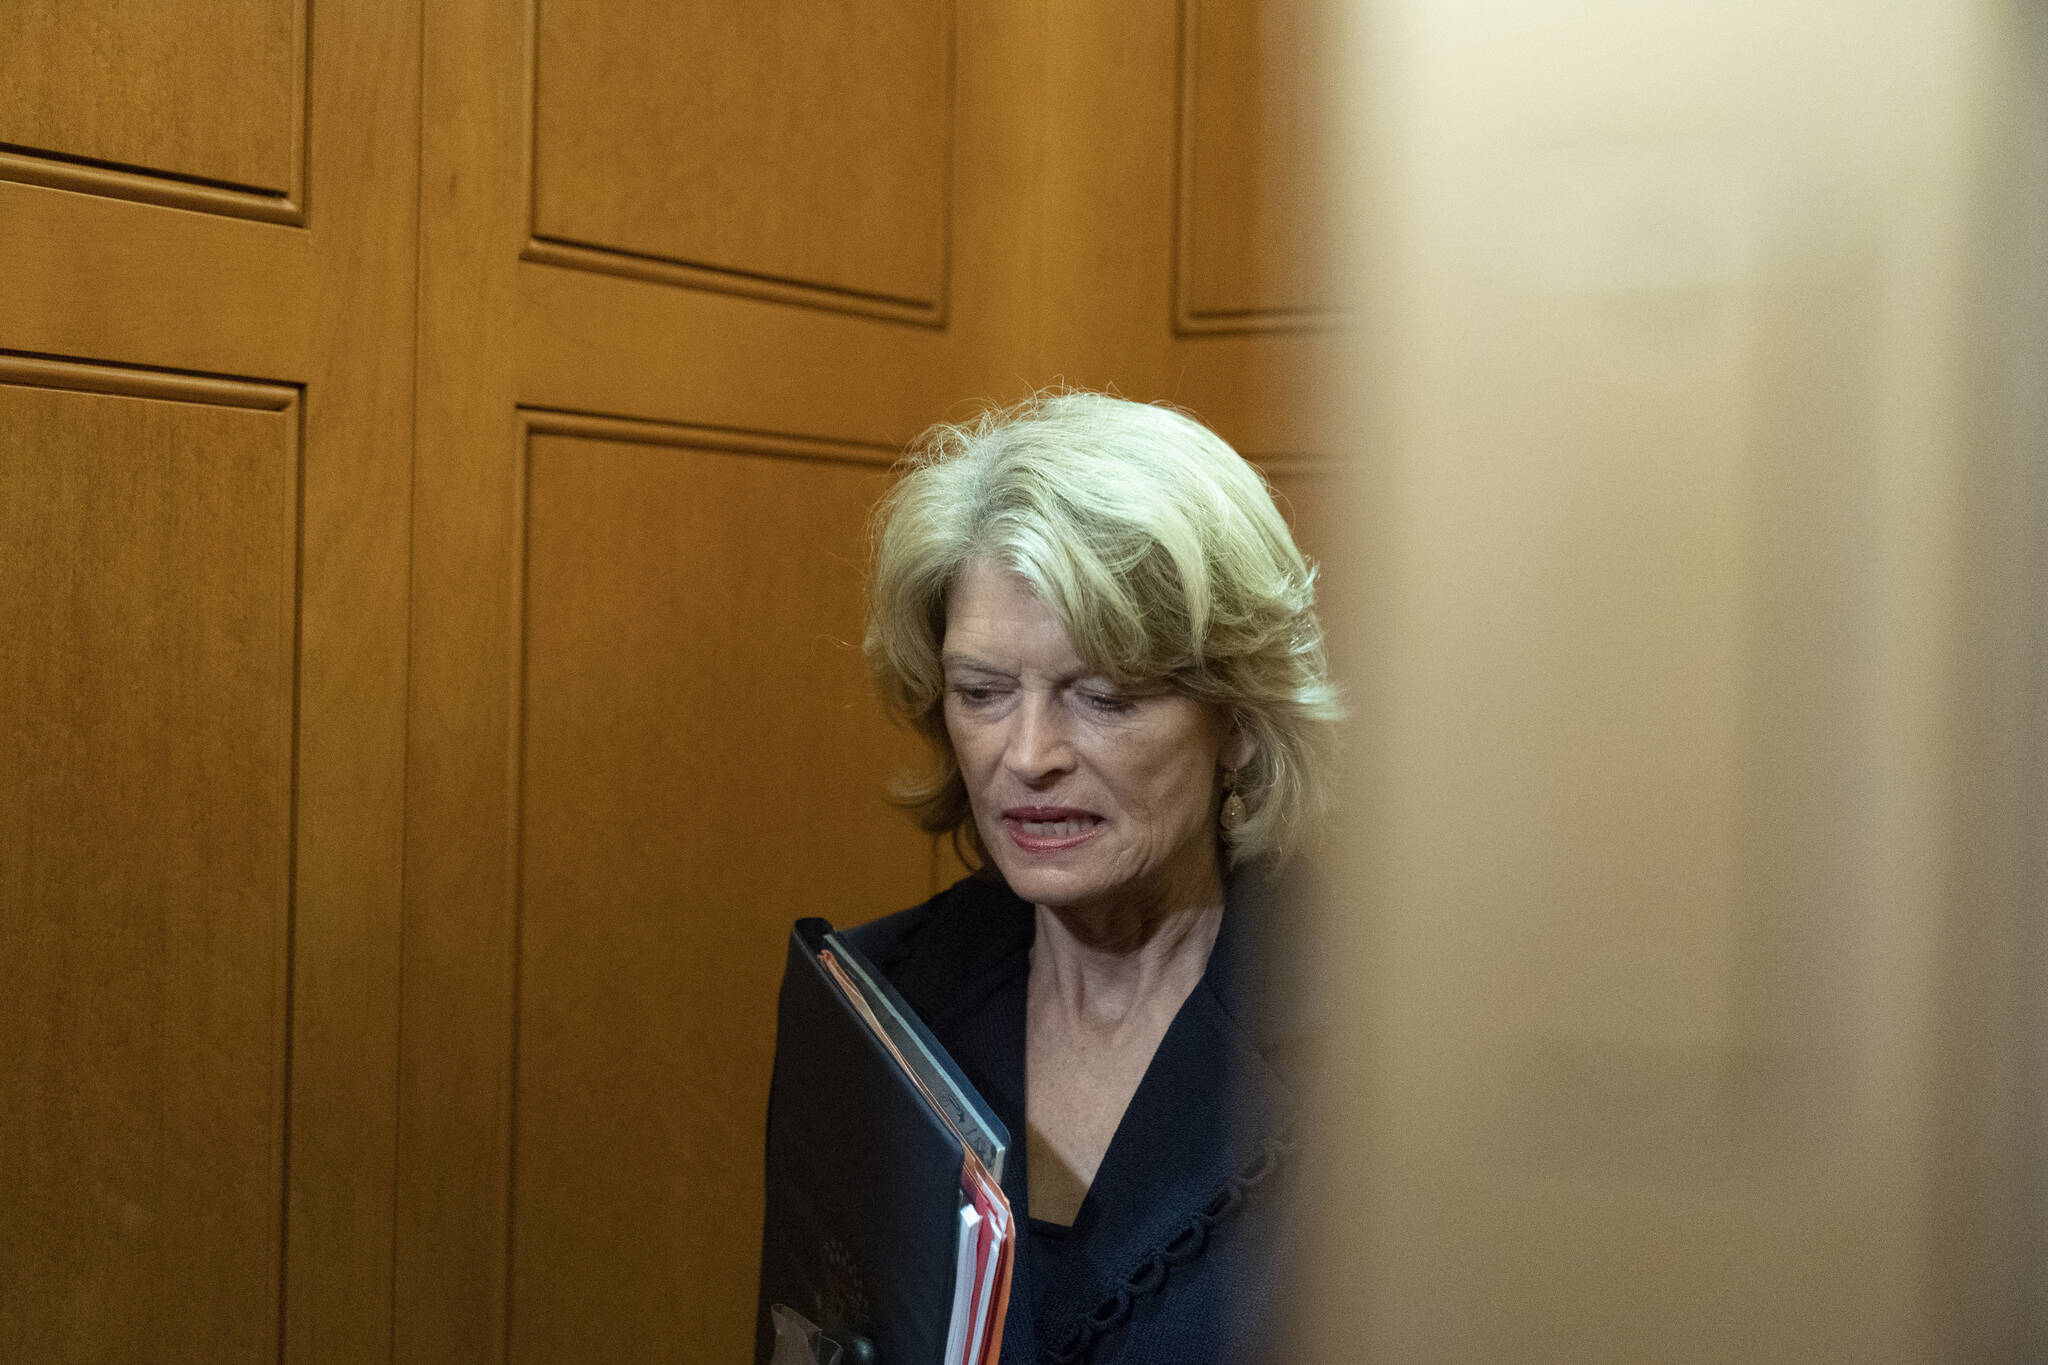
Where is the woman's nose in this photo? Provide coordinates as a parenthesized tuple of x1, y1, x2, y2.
(1003, 693, 1073, 781)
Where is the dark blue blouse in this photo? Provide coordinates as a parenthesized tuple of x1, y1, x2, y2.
(843, 865, 1312, 1365)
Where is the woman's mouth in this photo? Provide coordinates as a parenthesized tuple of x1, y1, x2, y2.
(1002, 807, 1102, 850)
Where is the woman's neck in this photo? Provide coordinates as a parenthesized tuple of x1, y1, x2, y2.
(1029, 886, 1225, 1037)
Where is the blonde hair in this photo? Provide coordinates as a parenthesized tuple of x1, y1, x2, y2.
(865, 391, 1340, 865)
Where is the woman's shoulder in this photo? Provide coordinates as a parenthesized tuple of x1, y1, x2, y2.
(836, 896, 933, 973)
(839, 870, 1030, 964)
(836, 871, 1034, 1021)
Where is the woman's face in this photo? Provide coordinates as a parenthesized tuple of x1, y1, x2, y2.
(941, 559, 1243, 920)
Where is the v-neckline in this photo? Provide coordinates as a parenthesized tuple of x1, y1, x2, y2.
(890, 863, 1308, 1362)
(1023, 968, 1210, 1232)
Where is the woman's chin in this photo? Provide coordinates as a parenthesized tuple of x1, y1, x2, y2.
(987, 854, 1106, 912)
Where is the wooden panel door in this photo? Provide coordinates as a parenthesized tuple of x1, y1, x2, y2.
(398, 4, 1344, 1362)
(0, 4, 418, 1362)
(399, 4, 1004, 1361)
(956, 0, 1350, 562)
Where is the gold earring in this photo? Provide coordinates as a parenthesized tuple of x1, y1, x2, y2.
(1220, 774, 1247, 833)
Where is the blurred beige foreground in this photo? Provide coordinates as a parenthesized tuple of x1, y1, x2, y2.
(1298, 1, 2045, 1361)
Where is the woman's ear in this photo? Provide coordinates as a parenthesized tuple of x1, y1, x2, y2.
(1222, 715, 1255, 773)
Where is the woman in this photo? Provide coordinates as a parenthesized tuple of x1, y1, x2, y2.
(850, 392, 1339, 1363)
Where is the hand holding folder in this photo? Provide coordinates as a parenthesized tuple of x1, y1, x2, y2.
(758, 920, 1016, 1365)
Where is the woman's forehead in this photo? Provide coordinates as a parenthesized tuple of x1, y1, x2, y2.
(941, 556, 1172, 686)
(940, 614, 1084, 677)
(945, 560, 1062, 634)
(943, 573, 1125, 678)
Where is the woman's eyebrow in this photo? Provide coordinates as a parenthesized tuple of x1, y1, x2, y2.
(939, 652, 1013, 675)
(942, 654, 1137, 692)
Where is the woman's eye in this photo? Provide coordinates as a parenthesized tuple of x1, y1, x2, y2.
(949, 684, 1003, 705)
(1080, 689, 1135, 714)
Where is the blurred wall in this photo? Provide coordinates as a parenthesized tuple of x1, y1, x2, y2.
(1306, 1, 2045, 1360)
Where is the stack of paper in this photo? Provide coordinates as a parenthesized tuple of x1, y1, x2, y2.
(757, 919, 1016, 1365)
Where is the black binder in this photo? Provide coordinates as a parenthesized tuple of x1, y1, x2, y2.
(757, 918, 1013, 1365)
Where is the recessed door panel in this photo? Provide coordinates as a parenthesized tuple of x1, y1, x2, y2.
(509, 422, 931, 1364)
(532, 0, 952, 318)
(0, 372, 297, 1365)
(0, 0, 301, 200)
